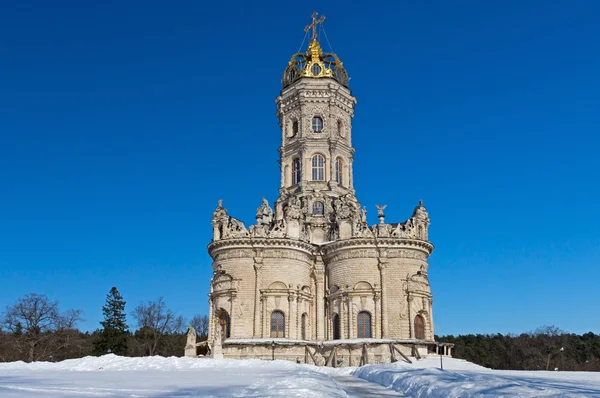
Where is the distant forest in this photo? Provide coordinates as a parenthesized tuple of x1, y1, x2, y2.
(1, 291, 598, 371)
(437, 326, 600, 372)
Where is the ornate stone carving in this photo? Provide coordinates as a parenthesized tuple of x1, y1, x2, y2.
(214, 249, 255, 261)
(326, 248, 378, 262)
(256, 197, 274, 226)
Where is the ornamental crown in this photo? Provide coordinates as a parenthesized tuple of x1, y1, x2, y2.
(282, 12, 349, 88)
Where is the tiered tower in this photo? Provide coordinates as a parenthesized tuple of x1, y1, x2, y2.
(196, 13, 438, 363)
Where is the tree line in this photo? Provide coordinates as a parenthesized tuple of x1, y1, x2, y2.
(0, 288, 208, 363)
(2, 290, 599, 371)
(437, 326, 600, 372)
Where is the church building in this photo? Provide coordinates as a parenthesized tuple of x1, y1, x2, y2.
(186, 13, 443, 365)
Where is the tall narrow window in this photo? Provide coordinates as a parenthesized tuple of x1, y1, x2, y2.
(292, 120, 298, 137)
(414, 315, 425, 340)
(218, 310, 231, 339)
(301, 313, 308, 340)
(292, 158, 301, 185)
(357, 311, 372, 338)
(270, 311, 285, 338)
(335, 158, 343, 185)
(312, 201, 324, 215)
(312, 154, 325, 181)
(332, 313, 340, 340)
(337, 119, 343, 136)
(312, 116, 323, 133)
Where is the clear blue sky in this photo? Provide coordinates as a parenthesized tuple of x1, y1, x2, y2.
(1, 0, 599, 336)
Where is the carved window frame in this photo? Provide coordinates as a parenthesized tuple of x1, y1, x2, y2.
(335, 157, 343, 185)
(292, 158, 302, 185)
(311, 154, 325, 181)
(357, 311, 372, 338)
(312, 116, 323, 133)
(312, 201, 324, 216)
(270, 311, 285, 338)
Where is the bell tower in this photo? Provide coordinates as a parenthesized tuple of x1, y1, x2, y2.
(275, 13, 358, 242)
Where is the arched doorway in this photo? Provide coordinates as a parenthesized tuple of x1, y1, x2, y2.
(301, 313, 308, 340)
(414, 314, 425, 340)
(332, 313, 340, 340)
(218, 310, 231, 339)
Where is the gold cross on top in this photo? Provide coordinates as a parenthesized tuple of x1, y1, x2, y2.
(304, 12, 325, 42)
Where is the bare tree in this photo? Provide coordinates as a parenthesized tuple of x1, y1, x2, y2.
(189, 314, 209, 341)
(2, 293, 82, 362)
(132, 297, 184, 356)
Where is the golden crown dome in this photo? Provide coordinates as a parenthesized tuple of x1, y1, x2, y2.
(282, 13, 349, 88)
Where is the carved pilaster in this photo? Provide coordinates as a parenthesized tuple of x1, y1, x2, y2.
(373, 293, 380, 338)
(253, 258, 263, 337)
(315, 268, 325, 340)
(378, 260, 389, 337)
(408, 295, 414, 338)
(261, 295, 267, 338)
(208, 297, 214, 343)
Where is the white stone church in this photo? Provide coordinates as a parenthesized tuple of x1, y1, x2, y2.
(186, 13, 447, 365)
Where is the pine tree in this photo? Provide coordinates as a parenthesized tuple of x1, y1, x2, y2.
(94, 287, 128, 356)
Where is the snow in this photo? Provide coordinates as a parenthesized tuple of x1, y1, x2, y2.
(0, 355, 345, 398)
(0, 354, 599, 397)
(351, 357, 600, 397)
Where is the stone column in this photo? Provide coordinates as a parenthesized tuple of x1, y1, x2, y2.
(253, 259, 263, 337)
(340, 296, 346, 339)
(261, 295, 268, 338)
(378, 261, 389, 337)
(315, 269, 325, 340)
(373, 293, 380, 338)
(346, 296, 353, 339)
(288, 293, 295, 339)
(429, 298, 434, 340)
(408, 295, 414, 338)
(296, 295, 302, 339)
(229, 293, 236, 338)
(208, 297, 214, 343)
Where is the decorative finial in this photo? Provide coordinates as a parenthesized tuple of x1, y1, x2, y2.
(218, 199, 223, 207)
(419, 199, 423, 206)
(304, 11, 325, 42)
(376, 204, 387, 224)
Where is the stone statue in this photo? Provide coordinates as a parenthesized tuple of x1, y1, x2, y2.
(186, 324, 197, 346)
(360, 206, 367, 223)
(256, 197, 274, 226)
(376, 204, 387, 224)
(213, 199, 228, 219)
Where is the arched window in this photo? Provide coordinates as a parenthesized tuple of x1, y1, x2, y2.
(312, 201, 324, 216)
(332, 313, 340, 340)
(414, 315, 425, 339)
(301, 313, 308, 340)
(218, 310, 231, 339)
(292, 120, 298, 137)
(312, 116, 323, 133)
(270, 311, 285, 338)
(292, 158, 301, 185)
(357, 311, 372, 338)
(310, 63, 322, 76)
(312, 154, 325, 181)
(335, 158, 343, 185)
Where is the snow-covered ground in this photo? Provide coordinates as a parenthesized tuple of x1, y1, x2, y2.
(353, 357, 600, 397)
(0, 354, 599, 397)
